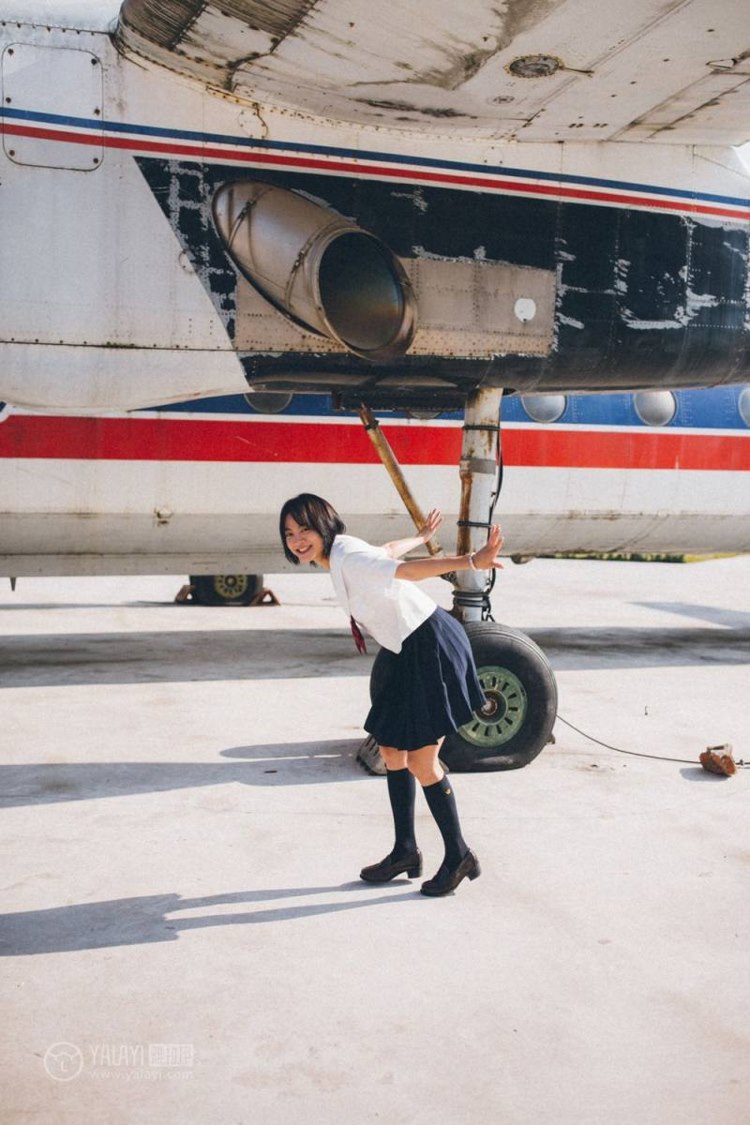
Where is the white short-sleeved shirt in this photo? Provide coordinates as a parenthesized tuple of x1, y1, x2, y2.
(329, 535, 435, 654)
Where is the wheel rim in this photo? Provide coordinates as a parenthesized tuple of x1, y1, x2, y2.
(213, 575, 250, 599)
(459, 665, 528, 747)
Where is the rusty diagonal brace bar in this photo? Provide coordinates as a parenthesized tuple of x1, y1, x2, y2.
(357, 404, 443, 558)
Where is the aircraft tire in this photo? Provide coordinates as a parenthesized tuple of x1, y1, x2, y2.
(189, 574, 263, 606)
(441, 622, 557, 771)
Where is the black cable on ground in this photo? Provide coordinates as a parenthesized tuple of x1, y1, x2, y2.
(556, 714, 748, 768)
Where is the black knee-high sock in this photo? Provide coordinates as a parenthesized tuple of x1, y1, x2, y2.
(422, 776, 468, 868)
(386, 768, 417, 858)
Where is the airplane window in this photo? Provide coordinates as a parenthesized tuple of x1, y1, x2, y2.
(244, 392, 293, 414)
(520, 394, 567, 423)
(739, 387, 750, 427)
(633, 391, 676, 426)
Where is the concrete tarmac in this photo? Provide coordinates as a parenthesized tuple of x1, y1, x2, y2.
(1, 556, 749, 1125)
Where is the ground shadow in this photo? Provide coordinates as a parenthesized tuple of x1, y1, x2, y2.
(679, 766, 735, 783)
(634, 602, 750, 630)
(2, 620, 748, 690)
(0, 628, 367, 688)
(526, 624, 750, 670)
(0, 883, 418, 956)
(0, 740, 375, 808)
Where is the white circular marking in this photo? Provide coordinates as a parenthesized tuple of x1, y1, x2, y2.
(514, 298, 537, 322)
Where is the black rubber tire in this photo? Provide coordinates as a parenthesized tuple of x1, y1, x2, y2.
(189, 574, 263, 606)
(441, 622, 557, 771)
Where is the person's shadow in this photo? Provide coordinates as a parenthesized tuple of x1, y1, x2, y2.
(0, 740, 372, 809)
(0, 883, 420, 957)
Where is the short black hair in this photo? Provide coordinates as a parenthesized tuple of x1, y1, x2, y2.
(279, 494, 346, 565)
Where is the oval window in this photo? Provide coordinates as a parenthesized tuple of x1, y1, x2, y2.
(738, 387, 750, 427)
(244, 392, 293, 414)
(520, 394, 567, 423)
(633, 391, 676, 426)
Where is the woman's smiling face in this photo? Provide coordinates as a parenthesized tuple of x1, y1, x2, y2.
(283, 514, 328, 567)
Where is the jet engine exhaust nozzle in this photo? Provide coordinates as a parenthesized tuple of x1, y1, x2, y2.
(212, 181, 416, 361)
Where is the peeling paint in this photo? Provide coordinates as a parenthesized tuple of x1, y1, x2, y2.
(613, 258, 629, 295)
(143, 160, 237, 337)
(411, 244, 497, 265)
(685, 289, 720, 315)
(621, 287, 720, 330)
(390, 188, 430, 213)
(620, 314, 683, 330)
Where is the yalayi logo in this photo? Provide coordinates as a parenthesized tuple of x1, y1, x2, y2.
(43, 1042, 84, 1081)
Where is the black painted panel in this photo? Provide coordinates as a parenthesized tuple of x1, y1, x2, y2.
(135, 157, 750, 398)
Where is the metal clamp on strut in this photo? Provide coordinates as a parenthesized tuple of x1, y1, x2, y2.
(457, 519, 496, 531)
(452, 587, 493, 614)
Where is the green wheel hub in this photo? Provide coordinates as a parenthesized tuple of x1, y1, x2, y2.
(459, 665, 529, 747)
(212, 575, 250, 599)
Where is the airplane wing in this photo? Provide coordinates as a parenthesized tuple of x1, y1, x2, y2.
(115, 0, 750, 146)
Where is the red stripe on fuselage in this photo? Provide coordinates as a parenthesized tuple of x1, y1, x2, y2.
(3, 122, 749, 221)
(0, 415, 748, 471)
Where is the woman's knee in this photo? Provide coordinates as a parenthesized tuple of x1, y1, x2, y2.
(406, 745, 443, 785)
(380, 745, 408, 770)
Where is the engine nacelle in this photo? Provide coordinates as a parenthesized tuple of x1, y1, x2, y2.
(212, 181, 417, 362)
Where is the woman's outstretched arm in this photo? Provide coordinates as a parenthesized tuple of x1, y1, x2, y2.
(394, 524, 504, 581)
(381, 509, 443, 559)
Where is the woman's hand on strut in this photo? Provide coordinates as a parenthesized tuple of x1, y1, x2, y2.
(382, 509, 442, 560)
(418, 509, 443, 544)
(471, 524, 504, 570)
(393, 520, 503, 581)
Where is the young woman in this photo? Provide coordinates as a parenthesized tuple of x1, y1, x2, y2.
(279, 493, 504, 897)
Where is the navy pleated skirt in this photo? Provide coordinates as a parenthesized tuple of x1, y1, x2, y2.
(364, 606, 486, 752)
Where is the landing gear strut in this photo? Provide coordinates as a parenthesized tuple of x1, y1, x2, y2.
(444, 387, 557, 770)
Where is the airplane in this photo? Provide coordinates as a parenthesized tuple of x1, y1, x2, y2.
(2, 0, 750, 772)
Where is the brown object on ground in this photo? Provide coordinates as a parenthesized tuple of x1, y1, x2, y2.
(249, 588, 280, 606)
(699, 744, 736, 776)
